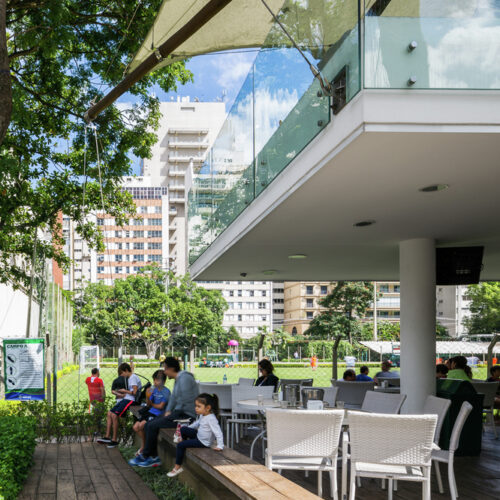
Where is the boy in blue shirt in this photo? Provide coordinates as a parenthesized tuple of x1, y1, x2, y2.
(356, 365, 373, 381)
(132, 370, 170, 456)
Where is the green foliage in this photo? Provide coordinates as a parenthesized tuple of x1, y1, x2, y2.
(305, 281, 374, 343)
(120, 447, 195, 500)
(0, 415, 37, 499)
(75, 267, 227, 353)
(463, 282, 500, 335)
(0, 1, 193, 290)
(0, 400, 134, 444)
(360, 321, 400, 341)
(72, 325, 88, 355)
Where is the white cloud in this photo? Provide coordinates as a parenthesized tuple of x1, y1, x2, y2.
(209, 51, 257, 91)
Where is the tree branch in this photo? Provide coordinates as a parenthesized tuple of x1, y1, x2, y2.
(0, 0, 12, 144)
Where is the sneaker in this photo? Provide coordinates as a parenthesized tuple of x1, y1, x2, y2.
(107, 441, 119, 448)
(137, 456, 162, 468)
(167, 467, 183, 477)
(96, 437, 111, 444)
(128, 454, 146, 466)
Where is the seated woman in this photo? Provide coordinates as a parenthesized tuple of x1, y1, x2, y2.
(447, 356, 472, 381)
(255, 359, 279, 391)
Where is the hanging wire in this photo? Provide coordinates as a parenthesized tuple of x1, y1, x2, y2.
(259, 0, 332, 96)
(92, 124, 116, 287)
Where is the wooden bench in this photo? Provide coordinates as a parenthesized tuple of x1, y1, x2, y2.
(128, 407, 318, 499)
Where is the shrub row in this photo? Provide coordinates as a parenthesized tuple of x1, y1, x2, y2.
(56, 364, 79, 379)
(0, 415, 37, 499)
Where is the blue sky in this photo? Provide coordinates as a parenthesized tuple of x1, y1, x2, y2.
(117, 50, 259, 174)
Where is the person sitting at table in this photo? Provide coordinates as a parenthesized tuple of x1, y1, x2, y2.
(356, 366, 373, 381)
(255, 359, 279, 391)
(487, 365, 500, 418)
(447, 356, 472, 381)
(436, 363, 449, 379)
(374, 360, 400, 384)
(343, 369, 356, 381)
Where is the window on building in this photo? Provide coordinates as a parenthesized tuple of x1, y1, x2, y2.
(306, 311, 313, 319)
(139, 206, 147, 214)
(133, 231, 144, 238)
(238, 315, 242, 322)
(258, 302, 266, 309)
(134, 255, 145, 262)
(306, 285, 313, 295)
(116, 243, 122, 250)
(115, 231, 122, 238)
(155, 206, 162, 213)
(238, 290, 242, 297)
(115, 255, 122, 262)
(379, 285, 389, 293)
(149, 255, 162, 262)
(125, 230, 130, 238)
(97, 254, 104, 262)
(320, 285, 327, 295)
(229, 290, 234, 297)
(306, 298, 314, 308)
(292, 327, 298, 335)
(115, 266, 122, 274)
(262, 290, 267, 297)
(249, 290, 254, 297)
(148, 242, 162, 249)
(273, 309, 284, 314)
(97, 218, 104, 226)
(438, 312, 443, 316)
(394, 285, 400, 293)
(133, 242, 144, 250)
(274, 298, 284, 304)
(261, 315, 267, 321)
(149, 230, 162, 238)
(148, 218, 162, 225)
(133, 218, 143, 226)
(97, 266, 104, 274)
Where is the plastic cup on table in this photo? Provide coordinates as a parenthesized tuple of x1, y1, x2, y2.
(280, 400, 288, 409)
(272, 392, 279, 404)
(289, 395, 296, 408)
(258, 394, 264, 406)
(336, 400, 345, 409)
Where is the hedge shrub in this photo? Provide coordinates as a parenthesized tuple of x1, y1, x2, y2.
(0, 416, 37, 499)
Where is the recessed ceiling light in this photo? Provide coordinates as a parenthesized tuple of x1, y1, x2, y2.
(262, 270, 277, 275)
(419, 184, 449, 193)
(288, 254, 307, 259)
(353, 220, 376, 227)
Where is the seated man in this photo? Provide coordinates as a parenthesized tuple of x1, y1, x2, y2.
(343, 369, 356, 381)
(374, 360, 400, 384)
(356, 366, 373, 381)
(129, 357, 198, 468)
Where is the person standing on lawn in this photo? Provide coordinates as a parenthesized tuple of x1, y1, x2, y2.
(128, 357, 198, 467)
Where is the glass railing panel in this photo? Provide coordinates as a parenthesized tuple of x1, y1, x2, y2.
(364, 0, 500, 89)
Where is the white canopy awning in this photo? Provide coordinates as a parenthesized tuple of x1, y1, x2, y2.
(360, 341, 500, 356)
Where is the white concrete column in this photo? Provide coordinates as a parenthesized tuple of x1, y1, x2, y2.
(399, 238, 436, 413)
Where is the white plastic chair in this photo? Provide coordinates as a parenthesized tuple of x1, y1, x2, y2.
(266, 409, 344, 499)
(361, 391, 406, 414)
(238, 377, 255, 386)
(347, 412, 437, 500)
(279, 378, 313, 390)
(422, 395, 451, 444)
(314, 386, 338, 407)
(199, 382, 232, 420)
(376, 377, 400, 387)
(432, 401, 473, 500)
(331, 380, 375, 408)
(226, 385, 274, 448)
(471, 381, 499, 438)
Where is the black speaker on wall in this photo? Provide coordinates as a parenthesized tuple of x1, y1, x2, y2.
(436, 246, 484, 285)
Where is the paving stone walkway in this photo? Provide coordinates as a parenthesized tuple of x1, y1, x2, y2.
(19, 442, 158, 500)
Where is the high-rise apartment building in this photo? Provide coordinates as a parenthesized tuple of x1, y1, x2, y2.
(142, 98, 226, 276)
(436, 285, 471, 337)
(272, 282, 285, 330)
(199, 281, 273, 339)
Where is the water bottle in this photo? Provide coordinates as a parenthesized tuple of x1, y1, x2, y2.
(223, 373, 227, 384)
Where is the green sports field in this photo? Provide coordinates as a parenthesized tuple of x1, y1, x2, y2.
(55, 364, 489, 404)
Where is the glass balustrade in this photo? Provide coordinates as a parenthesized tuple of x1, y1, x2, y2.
(189, 1, 500, 266)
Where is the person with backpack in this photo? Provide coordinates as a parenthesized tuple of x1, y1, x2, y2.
(97, 363, 141, 448)
(132, 370, 171, 456)
(128, 357, 197, 467)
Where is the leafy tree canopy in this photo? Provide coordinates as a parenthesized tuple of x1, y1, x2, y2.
(0, 1, 192, 289)
(463, 282, 500, 335)
(305, 281, 374, 343)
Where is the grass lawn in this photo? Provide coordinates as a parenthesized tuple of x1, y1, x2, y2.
(56, 364, 489, 404)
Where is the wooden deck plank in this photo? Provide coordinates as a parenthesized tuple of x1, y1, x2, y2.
(56, 469, 77, 500)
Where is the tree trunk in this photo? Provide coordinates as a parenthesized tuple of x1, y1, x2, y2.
(0, 0, 12, 145)
(332, 335, 342, 381)
(145, 340, 160, 360)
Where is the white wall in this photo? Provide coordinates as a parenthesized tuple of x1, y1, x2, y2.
(0, 283, 40, 338)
